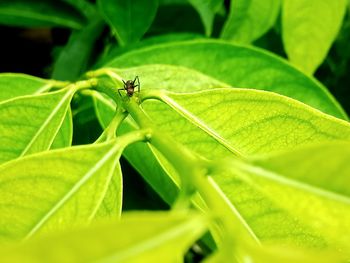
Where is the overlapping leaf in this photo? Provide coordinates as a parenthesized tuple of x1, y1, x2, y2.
(221, 0, 280, 43)
(149, 88, 350, 157)
(0, 73, 73, 149)
(93, 63, 350, 205)
(105, 39, 347, 119)
(282, 0, 347, 74)
(95, 85, 350, 252)
(0, 88, 74, 164)
(0, 141, 122, 242)
(0, 73, 51, 101)
(0, 212, 206, 262)
(138, 88, 350, 253)
(214, 142, 350, 256)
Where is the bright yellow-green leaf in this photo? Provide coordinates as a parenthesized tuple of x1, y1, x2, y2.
(50, 108, 73, 149)
(147, 88, 350, 157)
(94, 166, 123, 219)
(0, 212, 207, 262)
(217, 141, 350, 256)
(0, 73, 73, 150)
(282, 0, 347, 74)
(221, 0, 281, 44)
(0, 73, 51, 101)
(0, 141, 122, 242)
(205, 244, 343, 263)
(0, 88, 75, 164)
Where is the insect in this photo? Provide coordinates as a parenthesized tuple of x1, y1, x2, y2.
(118, 76, 140, 97)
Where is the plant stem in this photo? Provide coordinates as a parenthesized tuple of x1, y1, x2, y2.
(125, 97, 202, 209)
(87, 71, 261, 250)
(95, 107, 128, 143)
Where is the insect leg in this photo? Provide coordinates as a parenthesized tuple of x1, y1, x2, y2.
(135, 76, 140, 93)
(118, 88, 125, 96)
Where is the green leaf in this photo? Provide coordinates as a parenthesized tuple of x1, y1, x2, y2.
(218, 141, 350, 256)
(205, 243, 344, 263)
(221, 0, 281, 44)
(0, 0, 86, 29)
(0, 73, 51, 101)
(105, 39, 347, 119)
(94, 165, 123, 218)
(0, 212, 206, 262)
(282, 0, 347, 74)
(0, 141, 122, 242)
(188, 0, 223, 36)
(148, 88, 350, 157)
(52, 18, 105, 81)
(50, 108, 73, 149)
(97, 0, 158, 45)
(0, 88, 75, 164)
(0, 73, 72, 150)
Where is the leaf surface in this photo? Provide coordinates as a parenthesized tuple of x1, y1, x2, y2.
(215, 142, 350, 255)
(0, 0, 85, 29)
(145, 88, 350, 157)
(97, 0, 158, 45)
(0, 212, 206, 262)
(221, 0, 280, 43)
(0, 73, 73, 149)
(106, 39, 347, 119)
(0, 88, 74, 164)
(50, 108, 73, 149)
(0, 141, 122, 241)
(282, 0, 347, 74)
(0, 73, 51, 101)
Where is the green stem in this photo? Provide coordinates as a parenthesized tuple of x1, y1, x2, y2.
(117, 128, 153, 150)
(95, 107, 128, 143)
(125, 97, 201, 209)
(71, 78, 99, 91)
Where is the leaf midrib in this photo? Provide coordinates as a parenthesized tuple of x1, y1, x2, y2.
(19, 89, 74, 157)
(24, 142, 119, 240)
(237, 160, 350, 204)
(161, 93, 244, 157)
